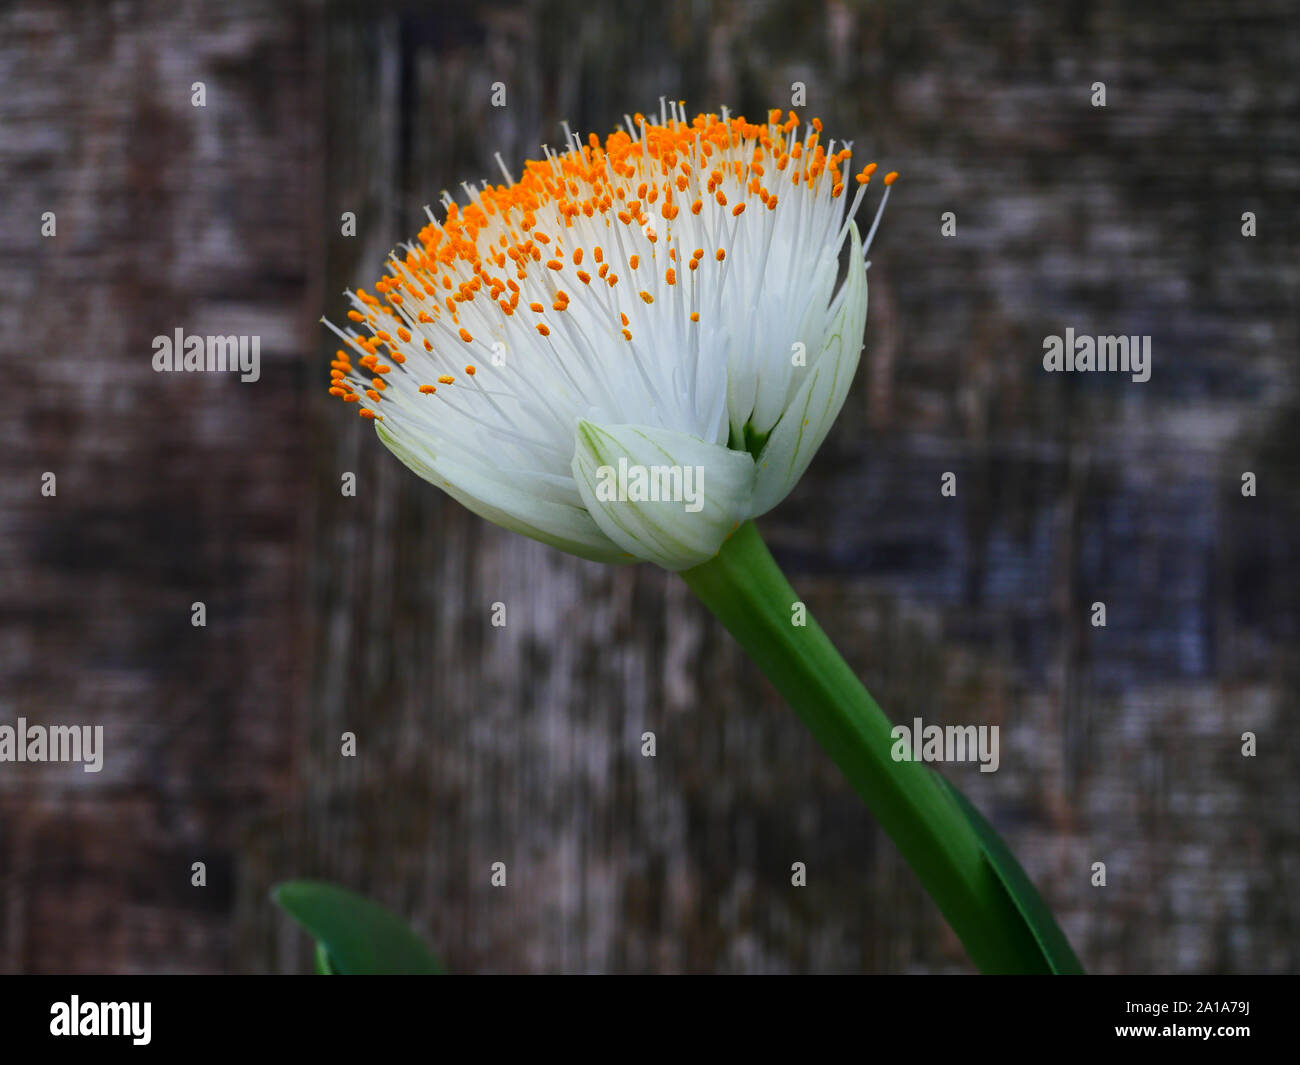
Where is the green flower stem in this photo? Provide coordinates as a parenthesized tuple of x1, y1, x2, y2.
(681, 520, 1082, 974)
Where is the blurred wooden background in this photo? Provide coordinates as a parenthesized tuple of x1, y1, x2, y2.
(1, 0, 1297, 973)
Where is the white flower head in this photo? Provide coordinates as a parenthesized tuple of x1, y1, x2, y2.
(324, 102, 894, 570)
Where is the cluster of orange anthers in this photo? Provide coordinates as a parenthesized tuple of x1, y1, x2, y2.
(326, 109, 897, 420)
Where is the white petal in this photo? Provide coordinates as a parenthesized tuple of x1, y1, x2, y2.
(376, 422, 627, 564)
(746, 249, 841, 435)
(749, 220, 869, 516)
(570, 420, 756, 570)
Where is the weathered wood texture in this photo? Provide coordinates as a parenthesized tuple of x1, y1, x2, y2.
(2, 0, 1298, 973)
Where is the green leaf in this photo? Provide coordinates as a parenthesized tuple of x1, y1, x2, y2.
(313, 941, 335, 975)
(937, 777, 1085, 975)
(272, 880, 444, 975)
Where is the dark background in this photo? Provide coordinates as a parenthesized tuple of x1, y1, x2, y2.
(1, 0, 1297, 973)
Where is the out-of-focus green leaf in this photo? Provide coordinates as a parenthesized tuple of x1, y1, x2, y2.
(273, 880, 443, 975)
